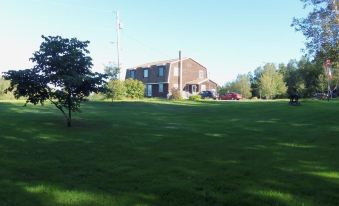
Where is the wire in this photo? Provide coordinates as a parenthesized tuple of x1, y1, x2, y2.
(122, 31, 173, 59)
(28, 0, 112, 14)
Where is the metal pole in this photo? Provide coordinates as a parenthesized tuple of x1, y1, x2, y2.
(116, 11, 121, 80)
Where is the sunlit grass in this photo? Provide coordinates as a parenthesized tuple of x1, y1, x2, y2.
(0, 100, 339, 206)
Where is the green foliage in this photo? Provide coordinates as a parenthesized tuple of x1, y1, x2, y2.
(318, 74, 328, 93)
(2, 36, 106, 127)
(249, 67, 263, 97)
(169, 88, 182, 100)
(88, 92, 106, 101)
(105, 80, 126, 101)
(259, 63, 287, 99)
(189, 94, 201, 101)
(104, 63, 120, 81)
(218, 82, 233, 95)
(233, 74, 252, 99)
(292, 0, 338, 59)
(124, 78, 144, 99)
(0, 77, 15, 100)
(217, 86, 228, 95)
(279, 60, 306, 96)
(221, 74, 252, 98)
(292, 0, 338, 92)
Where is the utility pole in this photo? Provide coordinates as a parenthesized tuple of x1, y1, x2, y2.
(115, 11, 122, 80)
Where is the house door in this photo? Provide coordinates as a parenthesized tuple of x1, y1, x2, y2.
(147, 84, 152, 97)
(192, 85, 197, 93)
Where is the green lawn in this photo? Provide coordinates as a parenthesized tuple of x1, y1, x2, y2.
(0, 100, 338, 206)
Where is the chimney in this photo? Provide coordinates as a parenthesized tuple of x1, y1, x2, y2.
(179, 50, 183, 95)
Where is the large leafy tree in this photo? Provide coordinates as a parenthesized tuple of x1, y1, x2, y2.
(279, 60, 306, 96)
(292, 0, 338, 91)
(3, 36, 106, 127)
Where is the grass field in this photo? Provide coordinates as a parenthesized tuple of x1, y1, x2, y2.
(0, 100, 338, 206)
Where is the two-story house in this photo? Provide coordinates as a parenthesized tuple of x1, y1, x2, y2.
(125, 58, 218, 98)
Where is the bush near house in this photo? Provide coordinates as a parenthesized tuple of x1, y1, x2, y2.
(124, 78, 144, 99)
(189, 94, 201, 101)
(169, 88, 182, 100)
(106, 80, 126, 101)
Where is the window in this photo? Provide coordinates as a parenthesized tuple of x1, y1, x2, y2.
(173, 67, 179, 76)
(144, 69, 149, 78)
(158, 67, 165, 77)
(130, 70, 136, 79)
(159, 83, 164, 93)
(199, 70, 204, 79)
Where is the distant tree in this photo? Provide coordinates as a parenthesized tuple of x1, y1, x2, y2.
(219, 82, 235, 94)
(124, 79, 144, 99)
(3, 36, 106, 127)
(217, 85, 228, 95)
(105, 80, 126, 101)
(250, 67, 264, 98)
(232, 74, 252, 98)
(298, 57, 323, 96)
(279, 60, 306, 96)
(259, 63, 287, 99)
(104, 63, 120, 81)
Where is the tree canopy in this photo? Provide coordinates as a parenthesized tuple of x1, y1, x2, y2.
(3, 35, 106, 127)
(292, 0, 338, 59)
(104, 63, 120, 81)
(259, 63, 287, 99)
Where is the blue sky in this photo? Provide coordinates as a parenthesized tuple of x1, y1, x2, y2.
(0, 0, 308, 84)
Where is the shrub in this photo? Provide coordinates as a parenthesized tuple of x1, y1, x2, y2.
(124, 79, 144, 99)
(105, 80, 126, 101)
(169, 88, 182, 100)
(88, 93, 106, 101)
(189, 95, 201, 101)
(0, 77, 15, 100)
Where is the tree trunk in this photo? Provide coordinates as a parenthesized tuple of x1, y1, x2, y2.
(67, 107, 72, 127)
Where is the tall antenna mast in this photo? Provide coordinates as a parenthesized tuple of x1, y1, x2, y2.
(115, 11, 122, 79)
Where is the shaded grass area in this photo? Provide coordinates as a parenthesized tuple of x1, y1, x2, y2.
(0, 100, 338, 206)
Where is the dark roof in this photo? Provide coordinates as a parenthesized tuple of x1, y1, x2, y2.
(134, 58, 190, 68)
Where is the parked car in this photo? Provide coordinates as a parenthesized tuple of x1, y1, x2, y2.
(219, 92, 242, 100)
(200, 91, 218, 100)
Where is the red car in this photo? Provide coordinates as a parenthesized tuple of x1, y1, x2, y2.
(219, 92, 242, 100)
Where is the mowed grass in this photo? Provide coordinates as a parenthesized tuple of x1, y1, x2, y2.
(0, 99, 338, 206)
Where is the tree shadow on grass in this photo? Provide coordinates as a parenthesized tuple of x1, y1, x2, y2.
(0, 101, 339, 205)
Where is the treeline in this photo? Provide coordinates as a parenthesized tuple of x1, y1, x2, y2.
(219, 57, 338, 99)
